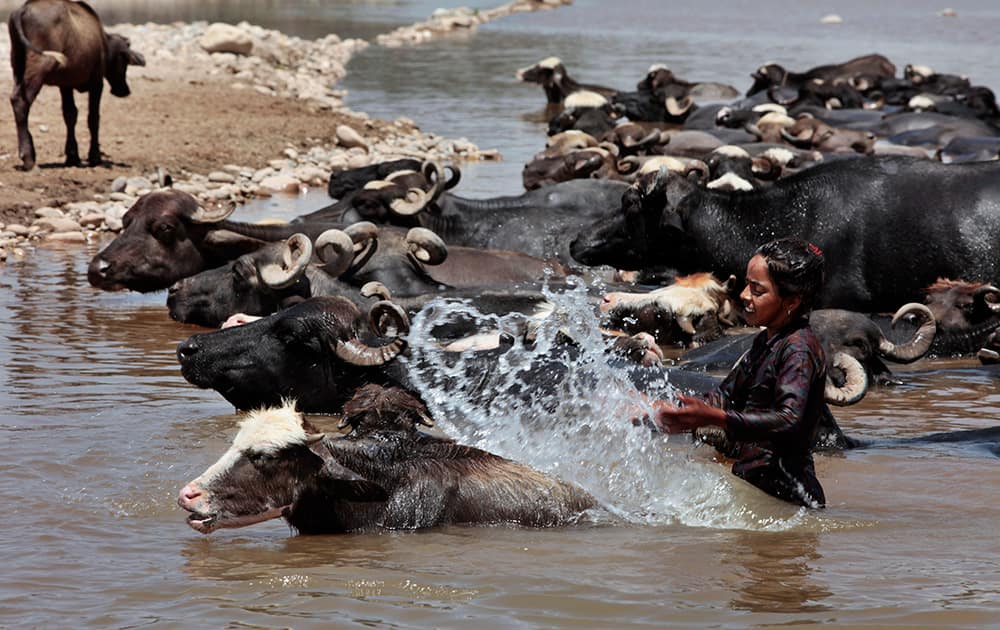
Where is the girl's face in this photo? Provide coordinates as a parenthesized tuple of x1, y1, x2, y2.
(740, 254, 801, 333)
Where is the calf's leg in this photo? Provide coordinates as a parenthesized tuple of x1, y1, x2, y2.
(10, 80, 42, 171)
(60, 86, 81, 166)
(86, 83, 103, 166)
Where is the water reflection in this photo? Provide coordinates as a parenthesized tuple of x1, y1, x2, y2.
(722, 530, 832, 614)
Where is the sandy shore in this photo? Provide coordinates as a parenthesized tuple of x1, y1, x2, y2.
(0, 2, 571, 259)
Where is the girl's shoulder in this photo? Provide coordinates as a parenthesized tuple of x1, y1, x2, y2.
(777, 324, 826, 360)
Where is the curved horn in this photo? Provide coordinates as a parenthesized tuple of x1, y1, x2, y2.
(333, 300, 410, 367)
(973, 284, 1000, 314)
(665, 95, 694, 117)
(368, 300, 410, 337)
(389, 187, 430, 216)
(780, 127, 814, 148)
(443, 164, 462, 191)
(825, 351, 868, 406)
(343, 220, 379, 274)
(361, 281, 393, 301)
(335, 336, 407, 366)
(313, 229, 356, 278)
(344, 220, 379, 248)
(617, 155, 642, 175)
(573, 153, 605, 177)
(259, 233, 313, 289)
(751, 155, 782, 181)
(878, 302, 936, 363)
(189, 201, 236, 223)
(421, 160, 448, 204)
(406, 227, 448, 265)
(684, 159, 710, 183)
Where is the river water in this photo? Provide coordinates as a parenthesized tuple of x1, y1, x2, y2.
(1, 1, 998, 627)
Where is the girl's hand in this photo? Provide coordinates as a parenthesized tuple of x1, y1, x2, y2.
(654, 394, 727, 434)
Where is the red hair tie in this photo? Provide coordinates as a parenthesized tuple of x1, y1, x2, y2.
(807, 243, 822, 256)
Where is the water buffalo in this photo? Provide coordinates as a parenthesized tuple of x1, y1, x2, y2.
(570, 156, 1000, 312)
(177, 385, 597, 534)
(167, 223, 570, 327)
(515, 56, 617, 111)
(177, 296, 410, 412)
(350, 178, 631, 262)
(746, 53, 896, 98)
(919, 279, 1000, 356)
(326, 158, 423, 200)
(8, 0, 145, 170)
(87, 189, 345, 292)
(676, 303, 935, 406)
(600, 272, 737, 347)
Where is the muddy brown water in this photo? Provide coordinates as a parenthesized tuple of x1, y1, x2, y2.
(2, 0, 1000, 627)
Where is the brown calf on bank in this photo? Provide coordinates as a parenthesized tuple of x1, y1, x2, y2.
(8, 0, 145, 170)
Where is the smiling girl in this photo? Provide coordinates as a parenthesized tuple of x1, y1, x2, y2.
(654, 237, 828, 507)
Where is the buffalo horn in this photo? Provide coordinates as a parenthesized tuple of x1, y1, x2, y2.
(973, 285, 1000, 314)
(368, 300, 410, 337)
(259, 233, 313, 289)
(314, 229, 356, 278)
(675, 315, 697, 336)
(188, 201, 236, 223)
(361, 281, 393, 301)
(665, 95, 694, 117)
(780, 127, 814, 148)
(406, 227, 448, 265)
(825, 351, 868, 406)
(878, 302, 936, 363)
(335, 337, 407, 366)
(389, 187, 429, 216)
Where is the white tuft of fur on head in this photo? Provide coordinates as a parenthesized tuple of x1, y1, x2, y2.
(539, 56, 563, 69)
(648, 63, 670, 73)
(761, 147, 795, 166)
(637, 155, 687, 175)
(564, 90, 609, 109)
(712, 145, 751, 159)
(907, 64, 934, 79)
(707, 172, 754, 191)
(233, 400, 309, 455)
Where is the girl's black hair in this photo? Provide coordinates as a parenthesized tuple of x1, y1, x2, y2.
(755, 237, 825, 314)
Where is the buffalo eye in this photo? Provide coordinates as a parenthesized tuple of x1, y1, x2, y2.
(152, 221, 182, 244)
(272, 318, 322, 353)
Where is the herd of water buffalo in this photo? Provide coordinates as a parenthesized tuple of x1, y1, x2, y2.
(83, 51, 1000, 534)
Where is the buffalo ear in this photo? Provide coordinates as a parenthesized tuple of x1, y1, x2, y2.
(308, 439, 389, 503)
(127, 49, 146, 67)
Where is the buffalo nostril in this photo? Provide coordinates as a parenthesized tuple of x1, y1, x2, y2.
(177, 339, 199, 360)
(178, 484, 203, 507)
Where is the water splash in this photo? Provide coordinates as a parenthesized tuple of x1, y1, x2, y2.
(403, 278, 808, 531)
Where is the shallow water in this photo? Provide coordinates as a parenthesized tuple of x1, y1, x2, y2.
(1, 1, 999, 627)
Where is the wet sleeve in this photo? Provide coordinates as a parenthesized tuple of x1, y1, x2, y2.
(724, 349, 819, 442)
(704, 369, 736, 408)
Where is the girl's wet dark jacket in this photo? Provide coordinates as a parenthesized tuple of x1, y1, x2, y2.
(706, 318, 827, 505)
